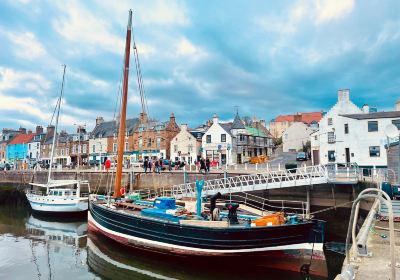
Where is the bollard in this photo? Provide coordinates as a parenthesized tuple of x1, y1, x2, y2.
(255, 163, 258, 171)
(245, 163, 247, 170)
(278, 163, 281, 171)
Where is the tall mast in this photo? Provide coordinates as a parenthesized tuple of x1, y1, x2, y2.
(48, 64, 66, 187)
(114, 10, 132, 198)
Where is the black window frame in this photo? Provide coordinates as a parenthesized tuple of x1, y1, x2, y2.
(328, 150, 335, 162)
(368, 121, 378, 132)
(344, 123, 349, 134)
(206, 135, 211, 143)
(392, 119, 400, 129)
(221, 134, 226, 143)
(369, 146, 380, 157)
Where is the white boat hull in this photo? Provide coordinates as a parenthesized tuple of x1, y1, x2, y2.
(26, 193, 88, 213)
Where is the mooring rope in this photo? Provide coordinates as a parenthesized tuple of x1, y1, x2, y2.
(309, 200, 355, 215)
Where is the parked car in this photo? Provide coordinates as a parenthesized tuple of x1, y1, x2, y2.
(89, 160, 100, 167)
(0, 163, 11, 171)
(296, 152, 307, 161)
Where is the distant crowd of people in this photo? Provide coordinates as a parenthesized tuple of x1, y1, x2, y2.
(142, 157, 217, 174)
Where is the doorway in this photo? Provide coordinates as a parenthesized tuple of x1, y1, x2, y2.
(345, 148, 350, 164)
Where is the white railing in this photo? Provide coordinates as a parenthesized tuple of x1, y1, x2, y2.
(171, 165, 329, 199)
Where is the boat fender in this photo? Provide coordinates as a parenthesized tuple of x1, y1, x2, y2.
(212, 208, 220, 221)
(120, 187, 126, 196)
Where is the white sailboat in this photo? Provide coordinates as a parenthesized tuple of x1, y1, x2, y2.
(25, 65, 90, 214)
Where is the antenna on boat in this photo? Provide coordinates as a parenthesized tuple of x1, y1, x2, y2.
(114, 10, 132, 198)
(47, 64, 66, 189)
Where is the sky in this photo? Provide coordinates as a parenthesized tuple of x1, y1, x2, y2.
(0, 0, 400, 133)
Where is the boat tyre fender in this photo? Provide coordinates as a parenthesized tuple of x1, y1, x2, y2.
(120, 187, 126, 196)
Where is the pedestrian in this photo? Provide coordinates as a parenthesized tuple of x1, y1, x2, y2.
(206, 158, 210, 173)
(144, 158, 148, 173)
(155, 159, 160, 173)
(149, 159, 153, 172)
(200, 158, 206, 174)
(159, 158, 163, 171)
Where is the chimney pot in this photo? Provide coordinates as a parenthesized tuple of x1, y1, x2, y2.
(338, 89, 350, 102)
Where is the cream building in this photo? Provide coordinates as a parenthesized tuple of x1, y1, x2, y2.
(170, 124, 204, 164)
(282, 122, 316, 152)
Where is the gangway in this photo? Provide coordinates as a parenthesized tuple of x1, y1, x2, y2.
(171, 164, 358, 199)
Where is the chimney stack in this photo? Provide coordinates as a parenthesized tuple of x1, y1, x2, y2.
(95, 116, 104, 126)
(46, 125, 55, 138)
(212, 113, 219, 125)
(396, 100, 400, 111)
(180, 124, 188, 131)
(35, 125, 43, 134)
(362, 104, 369, 114)
(293, 113, 302, 122)
(338, 89, 350, 103)
(19, 127, 26, 134)
(28, 129, 32, 134)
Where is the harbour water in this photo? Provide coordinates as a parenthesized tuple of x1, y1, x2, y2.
(0, 203, 350, 280)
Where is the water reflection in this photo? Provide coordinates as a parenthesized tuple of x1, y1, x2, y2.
(0, 206, 336, 280)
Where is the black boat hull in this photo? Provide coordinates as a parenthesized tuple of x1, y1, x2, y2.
(89, 201, 325, 256)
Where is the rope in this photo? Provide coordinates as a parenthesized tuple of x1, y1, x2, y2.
(309, 200, 355, 215)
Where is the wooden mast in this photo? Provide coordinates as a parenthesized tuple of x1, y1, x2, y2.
(114, 10, 132, 198)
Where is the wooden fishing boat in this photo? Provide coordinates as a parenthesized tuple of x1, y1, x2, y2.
(88, 10, 327, 276)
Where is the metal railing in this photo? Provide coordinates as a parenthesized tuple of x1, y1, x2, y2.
(223, 192, 308, 216)
(170, 165, 329, 199)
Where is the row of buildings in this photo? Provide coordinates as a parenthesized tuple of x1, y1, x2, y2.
(0, 112, 274, 168)
(274, 89, 400, 169)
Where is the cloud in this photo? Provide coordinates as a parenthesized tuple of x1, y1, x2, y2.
(0, 67, 51, 95)
(52, 1, 124, 55)
(315, 0, 355, 24)
(175, 38, 206, 60)
(2, 30, 46, 60)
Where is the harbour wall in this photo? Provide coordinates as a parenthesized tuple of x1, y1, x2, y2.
(0, 170, 375, 211)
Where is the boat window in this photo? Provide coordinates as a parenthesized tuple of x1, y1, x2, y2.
(49, 191, 53, 195)
(53, 191, 58, 196)
(58, 191, 63, 196)
(65, 191, 71, 196)
(72, 191, 76, 196)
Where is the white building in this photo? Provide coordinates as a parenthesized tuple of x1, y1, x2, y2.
(170, 124, 204, 164)
(311, 89, 400, 168)
(202, 115, 234, 165)
(282, 122, 316, 152)
(202, 113, 271, 165)
(27, 126, 45, 161)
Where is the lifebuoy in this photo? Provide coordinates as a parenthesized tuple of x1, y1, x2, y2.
(120, 187, 126, 196)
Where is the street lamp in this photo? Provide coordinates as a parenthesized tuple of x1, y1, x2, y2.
(97, 141, 103, 171)
(73, 123, 86, 170)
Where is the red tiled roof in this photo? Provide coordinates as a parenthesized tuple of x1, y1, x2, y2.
(8, 133, 35, 145)
(274, 112, 322, 124)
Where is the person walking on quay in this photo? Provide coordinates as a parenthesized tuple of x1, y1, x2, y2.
(200, 158, 206, 174)
(206, 158, 210, 173)
(155, 159, 160, 174)
(159, 158, 163, 172)
(149, 159, 153, 173)
(144, 158, 148, 173)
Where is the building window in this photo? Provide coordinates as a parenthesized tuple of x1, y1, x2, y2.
(327, 132, 335, 143)
(72, 145, 76, 154)
(344, 124, 349, 134)
(92, 145, 95, 153)
(147, 138, 152, 147)
(78, 145, 81, 153)
(174, 145, 178, 152)
(328, 118, 333, 125)
(328, 150, 335, 162)
(188, 144, 193, 153)
(139, 138, 142, 149)
(66, 148, 69, 155)
(83, 144, 87, 154)
(206, 135, 211, 143)
(113, 143, 117, 152)
(368, 121, 378, 132)
(314, 135, 318, 140)
(156, 137, 161, 149)
(221, 134, 226, 142)
(392, 119, 400, 129)
(369, 146, 380, 157)
(125, 142, 128, 151)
